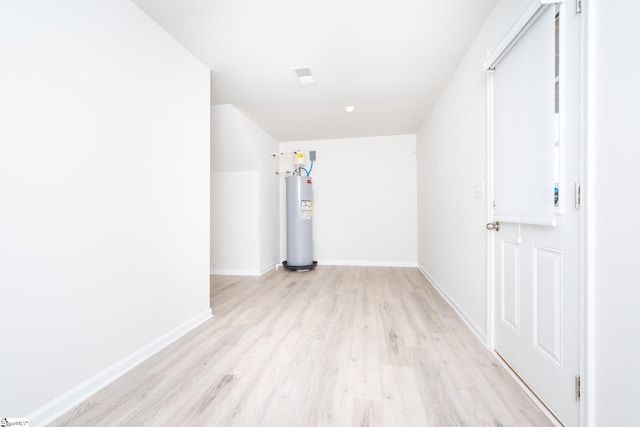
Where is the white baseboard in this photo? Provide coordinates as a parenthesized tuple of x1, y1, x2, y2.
(210, 265, 275, 276)
(260, 264, 276, 275)
(211, 262, 417, 276)
(318, 260, 418, 268)
(29, 309, 213, 426)
(417, 265, 488, 346)
(210, 268, 262, 276)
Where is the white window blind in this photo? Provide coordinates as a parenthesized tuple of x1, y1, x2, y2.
(492, 5, 556, 222)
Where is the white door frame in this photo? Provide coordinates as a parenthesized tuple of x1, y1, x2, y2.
(484, 1, 589, 425)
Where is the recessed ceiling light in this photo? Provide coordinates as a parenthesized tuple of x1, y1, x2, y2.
(344, 105, 356, 113)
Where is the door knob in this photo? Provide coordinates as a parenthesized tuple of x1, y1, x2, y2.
(486, 221, 500, 232)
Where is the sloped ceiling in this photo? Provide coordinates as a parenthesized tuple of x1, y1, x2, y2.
(133, 0, 497, 141)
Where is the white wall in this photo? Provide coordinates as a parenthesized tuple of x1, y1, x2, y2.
(259, 132, 281, 273)
(210, 171, 260, 273)
(0, 0, 211, 422)
(589, 0, 640, 424)
(418, 0, 640, 423)
(210, 105, 279, 275)
(280, 135, 417, 266)
(416, 0, 530, 340)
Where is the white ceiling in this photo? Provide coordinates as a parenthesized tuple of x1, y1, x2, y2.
(133, 0, 497, 141)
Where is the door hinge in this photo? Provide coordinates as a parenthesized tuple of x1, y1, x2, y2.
(576, 0, 582, 13)
(575, 375, 581, 401)
(575, 182, 581, 209)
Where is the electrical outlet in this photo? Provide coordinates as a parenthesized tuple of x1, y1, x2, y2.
(309, 150, 316, 161)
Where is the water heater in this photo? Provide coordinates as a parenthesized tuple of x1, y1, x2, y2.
(284, 175, 317, 271)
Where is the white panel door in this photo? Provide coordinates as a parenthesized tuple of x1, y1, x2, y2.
(489, 4, 581, 426)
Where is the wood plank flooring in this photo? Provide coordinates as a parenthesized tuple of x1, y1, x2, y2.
(51, 266, 551, 426)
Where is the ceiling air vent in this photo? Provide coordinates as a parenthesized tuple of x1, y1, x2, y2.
(292, 66, 315, 86)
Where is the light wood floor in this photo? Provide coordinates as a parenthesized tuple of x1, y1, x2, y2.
(52, 266, 551, 426)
